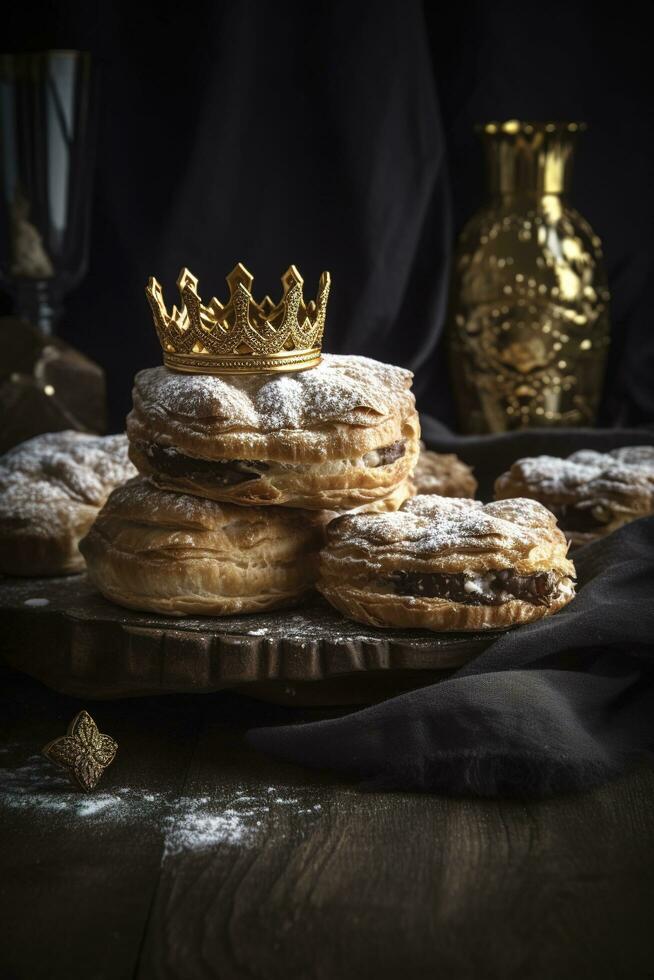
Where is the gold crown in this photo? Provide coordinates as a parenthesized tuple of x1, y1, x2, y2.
(146, 263, 330, 374)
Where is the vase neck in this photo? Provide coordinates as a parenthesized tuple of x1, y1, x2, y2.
(480, 122, 582, 198)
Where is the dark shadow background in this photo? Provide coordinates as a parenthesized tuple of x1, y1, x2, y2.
(3, 0, 653, 432)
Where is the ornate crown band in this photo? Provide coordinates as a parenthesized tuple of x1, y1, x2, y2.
(146, 263, 330, 375)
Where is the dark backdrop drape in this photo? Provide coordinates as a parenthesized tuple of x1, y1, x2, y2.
(3, 0, 654, 431)
(3, 1, 654, 800)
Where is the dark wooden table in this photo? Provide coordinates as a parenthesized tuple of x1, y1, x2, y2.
(1, 664, 654, 980)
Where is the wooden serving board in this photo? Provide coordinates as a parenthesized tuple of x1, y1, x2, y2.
(0, 575, 500, 705)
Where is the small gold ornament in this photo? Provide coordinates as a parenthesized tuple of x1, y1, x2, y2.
(448, 120, 610, 433)
(146, 262, 330, 375)
(42, 710, 117, 792)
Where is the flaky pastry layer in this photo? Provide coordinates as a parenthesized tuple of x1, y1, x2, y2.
(127, 355, 418, 462)
(319, 582, 574, 631)
(318, 494, 575, 632)
(413, 444, 477, 498)
(128, 425, 420, 510)
(80, 479, 324, 616)
(126, 355, 421, 510)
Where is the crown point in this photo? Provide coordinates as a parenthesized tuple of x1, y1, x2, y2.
(226, 263, 254, 294)
(177, 267, 198, 292)
(282, 265, 304, 292)
(146, 276, 161, 299)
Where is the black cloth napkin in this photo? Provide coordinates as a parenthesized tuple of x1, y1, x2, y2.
(248, 426, 654, 797)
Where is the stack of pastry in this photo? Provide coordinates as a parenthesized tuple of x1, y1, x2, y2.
(4, 261, 575, 638)
(0, 263, 581, 636)
(81, 264, 425, 615)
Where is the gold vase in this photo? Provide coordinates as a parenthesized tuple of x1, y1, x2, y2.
(448, 121, 610, 433)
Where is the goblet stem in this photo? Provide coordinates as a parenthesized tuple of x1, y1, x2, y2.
(14, 279, 63, 336)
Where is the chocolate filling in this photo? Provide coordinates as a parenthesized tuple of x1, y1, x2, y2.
(143, 438, 406, 485)
(548, 504, 609, 534)
(389, 569, 560, 606)
(372, 440, 406, 466)
(144, 443, 268, 486)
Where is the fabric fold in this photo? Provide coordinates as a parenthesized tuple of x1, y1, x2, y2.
(248, 429, 654, 798)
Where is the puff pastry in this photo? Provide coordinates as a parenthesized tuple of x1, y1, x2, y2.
(495, 446, 654, 547)
(318, 494, 575, 631)
(80, 479, 324, 616)
(0, 431, 135, 576)
(413, 443, 477, 498)
(126, 354, 420, 511)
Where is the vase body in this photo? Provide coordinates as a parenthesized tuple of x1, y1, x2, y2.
(448, 121, 610, 433)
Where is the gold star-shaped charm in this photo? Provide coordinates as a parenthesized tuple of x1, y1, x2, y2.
(42, 710, 117, 792)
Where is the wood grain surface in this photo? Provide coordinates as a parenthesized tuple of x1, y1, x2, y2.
(0, 575, 499, 704)
(1, 665, 653, 980)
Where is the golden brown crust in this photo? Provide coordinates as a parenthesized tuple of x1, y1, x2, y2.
(126, 355, 421, 510)
(127, 355, 416, 462)
(0, 432, 135, 576)
(80, 479, 324, 616)
(127, 419, 421, 511)
(319, 584, 573, 632)
(350, 478, 416, 514)
(494, 446, 654, 546)
(413, 444, 477, 498)
(318, 495, 575, 632)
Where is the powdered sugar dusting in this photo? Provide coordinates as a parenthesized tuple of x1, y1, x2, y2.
(0, 752, 129, 815)
(404, 496, 483, 520)
(243, 611, 396, 641)
(0, 431, 136, 535)
(0, 751, 323, 858)
(164, 801, 252, 852)
(500, 446, 654, 499)
(133, 354, 414, 432)
(102, 476, 219, 526)
(327, 494, 558, 558)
